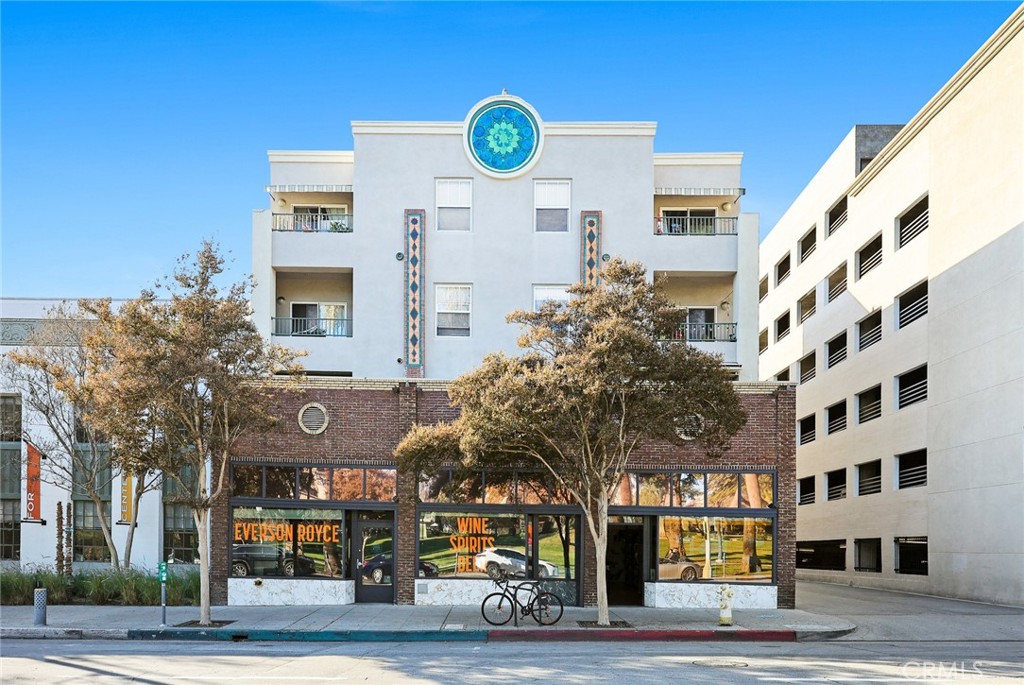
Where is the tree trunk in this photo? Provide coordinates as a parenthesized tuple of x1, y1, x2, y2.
(594, 492, 610, 626)
(122, 474, 148, 570)
(195, 507, 212, 626)
(93, 495, 120, 570)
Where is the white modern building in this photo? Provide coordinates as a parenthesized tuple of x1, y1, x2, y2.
(758, 6, 1024, 605)
(251, 94, 760, 382)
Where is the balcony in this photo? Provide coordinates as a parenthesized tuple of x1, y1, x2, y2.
(273, 213, 353, 233)
(654, 216, 737, 236)
(661, 322, 737, 343)
(272, 317, 352, 337)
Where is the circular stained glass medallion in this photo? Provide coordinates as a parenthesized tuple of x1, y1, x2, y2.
(465, 97, 543, 177)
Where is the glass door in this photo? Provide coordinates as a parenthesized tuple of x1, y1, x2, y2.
(353, 512, 395, 603)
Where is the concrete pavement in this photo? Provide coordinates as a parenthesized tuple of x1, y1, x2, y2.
(0, 601, 855, 643)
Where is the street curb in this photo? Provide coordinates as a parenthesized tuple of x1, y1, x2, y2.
(488, 629, 798, 642)
(126, 629, 489, 642)
(794, 626, 858, 642)
(1, 628, 129, 640)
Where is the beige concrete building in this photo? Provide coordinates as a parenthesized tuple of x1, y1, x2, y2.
(758, 6, 1024, 605)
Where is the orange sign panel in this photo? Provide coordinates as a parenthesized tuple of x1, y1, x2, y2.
(25, 443, 41, 520)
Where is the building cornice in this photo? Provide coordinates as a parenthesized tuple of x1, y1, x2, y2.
(850, 5, 1024, 195)
(654, 153, 743, 166)
(267, 151, 354, 163)
(350, 121, 657, 137)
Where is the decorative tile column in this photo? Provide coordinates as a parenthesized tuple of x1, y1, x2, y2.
(404, 210, 425, 378)
(580, 211, 603, 286)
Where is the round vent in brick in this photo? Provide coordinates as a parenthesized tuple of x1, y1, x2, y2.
(298, 403, 329, 435)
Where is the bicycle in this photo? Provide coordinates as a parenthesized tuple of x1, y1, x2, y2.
(480, 571, 563, 626)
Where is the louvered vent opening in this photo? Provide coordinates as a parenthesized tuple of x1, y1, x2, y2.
(298, 403, 329, 435)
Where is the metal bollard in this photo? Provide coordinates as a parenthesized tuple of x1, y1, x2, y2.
(33, 588, 47, 626)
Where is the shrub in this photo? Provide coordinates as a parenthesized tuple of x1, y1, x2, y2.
(82, 571, 117, 605)
(31, 569, 72, 604)
(0, 570, 35, 605)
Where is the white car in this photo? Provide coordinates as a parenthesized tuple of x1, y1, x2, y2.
(474, 547, 558, 579)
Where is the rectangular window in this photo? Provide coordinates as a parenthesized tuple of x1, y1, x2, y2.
(798, 476, 816, 505)
(232, 506, 345, 578)
(776, 368, 790, 382)
(826, 469, 846, 501)
(706, 473, 740, 508)
(775, 254, 791, 286)
(898, 196, 929, 248)
(857, 385, 882, 423)
(0, 499, 20, 561)
(799, 226, 817, 263)
(897, 450, 927, 489)
(798, 415, 816, 445)
(419, 511, 526, 578)
(799, 352, 816, 384)
(827, 400, 847, 434)
(858, 311, 882, 351)
(895, 536, 928, 575)
(299, 468, 331, 500)
(72, 448, 112, 500)
(0, 395, 22, 442)
(857, 460, 882, 496)
(660, 208, 717, 235)
(436, 179, 472, 231)
(232, 465, 262, 497)
(265, 467, 296, 499)
(535, 180, 570, 232)
(827, 331, 848, 368)
(436, 284, 472, 337)
(740, 473, 774, 508)
(827, 196, 848, 235)
(798, 288, 816, 323)
(898, 281, 928, 329)
(855, 538, 882, 573)
(827, 263, 848, 302)
(73, 500, 111, 562)
(657, 516, 772, 582)
(775, 311, 791, 342)
(533, 285, 570, 312)
(672, 473, 705, 507)
(857, 234, 883, 278)
(758, 328, 768, 354)
(0, 446, 20, 500)
(897, 365, 928, 409)
(288, 205, 351, 233)
(759, 276, 768, 302)
(637, 473, 672, 507)
(364, 469, 398, 502)
(796, 539, 846, 570)
(163, 466, 198, 563)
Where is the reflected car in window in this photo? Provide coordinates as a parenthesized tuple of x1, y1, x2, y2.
(474, 547, 558, 579)
(658, 550, 703, 581)
(360, 554, 439, 584)
(231, 544, 316, 577)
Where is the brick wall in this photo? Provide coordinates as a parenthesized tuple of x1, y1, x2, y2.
(214, 379, 796, 608)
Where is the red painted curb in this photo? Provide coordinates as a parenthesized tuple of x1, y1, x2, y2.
(487, 629, 797, 642)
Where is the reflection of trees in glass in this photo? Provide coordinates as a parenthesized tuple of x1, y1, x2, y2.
(417, 469, 483, 503)
(537, 514, 575, 580)
(706, 473, 740, 507)
(232, 466, 262, 497)
(333, 468, 364, 501)
(265, 467, 295, 498)
(672, 473, 704, 507)
(638, 473, 671, 506)
(610, 473, 636, 505)
(298, 468, 330, 499)
(364, 469, 396, 501)
(741, 474, 766, 573)
(739, 473, 773, 507)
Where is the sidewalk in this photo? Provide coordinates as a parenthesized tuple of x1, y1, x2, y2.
(0, 603, 855, 643)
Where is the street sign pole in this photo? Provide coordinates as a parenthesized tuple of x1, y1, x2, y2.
(158, 562, 168, 627)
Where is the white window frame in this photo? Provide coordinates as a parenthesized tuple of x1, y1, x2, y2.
(532, 284, 571, 311)
(534, 180, 571, 233)
(435, 284, 472, 337)
(436, 179, 472, 232)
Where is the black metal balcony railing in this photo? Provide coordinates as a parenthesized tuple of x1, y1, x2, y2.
(661, 322, 737, 343)
(859, 399, 882, 423)
(858, 250, 882, 278)
(798, 491, 815, 506)
(899, 295, 928, 328)
(800, 364, 816, 384)
(828, 345, 847, 368)
(801, 243, 816, 262)
(828, 209, 848, 235)
(898, 378, 928, 408)
(827, 483, 847, 501)
(654, 216, 738, 236)
(828, 413, 847, 434)
(899, 208, 929, 248)
(799, 428, 816, 445)
(828, 276, 847, 302)
(273, 317, 353, 337)
(273, 213, 353, 233)
(859, 324, 882, 350)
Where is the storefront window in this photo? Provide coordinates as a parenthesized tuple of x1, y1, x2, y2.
(265, 467, 296, 498)
(517, 472, 550, 504)
(231, 507, 345, 578)
(418, 511, 525, 578)
(332, 468, 364, 500)
(535, 515, 576, 580)
(657, 516, 773, 582)
(418, 470, 483, 504)
(609, 473, 637, 505)
(364, 469, 397, 501)
(298, 468, 331, 500)
(706, 473, 741, 508)
(673, 473, 704, 507)
(740, 473, 774, 508)
(638, 473, 671, 507)
(232, 465, 262, 497)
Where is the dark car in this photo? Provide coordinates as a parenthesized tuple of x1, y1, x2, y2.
(231, 544, 315, 577)
(360, 554, 439, 584)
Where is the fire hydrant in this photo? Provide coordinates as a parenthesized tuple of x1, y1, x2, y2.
(718, 583, 734, 626)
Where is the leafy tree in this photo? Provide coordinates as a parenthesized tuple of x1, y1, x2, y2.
(83, 242, 303, 625)
(396, 259, 746, 624)
(2, 303, 123, 569)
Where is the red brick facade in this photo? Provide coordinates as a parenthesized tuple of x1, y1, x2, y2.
(212, 379, 795, 608)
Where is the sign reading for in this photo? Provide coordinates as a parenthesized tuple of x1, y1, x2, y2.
(25, 443, 41, 521)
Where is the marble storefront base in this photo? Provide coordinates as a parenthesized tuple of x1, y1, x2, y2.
(644, 582, 776, 609)
(228, 578, 355, 606)
(415, 579, 495, 605)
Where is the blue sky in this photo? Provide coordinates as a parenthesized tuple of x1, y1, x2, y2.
(2, 1, 1018, 298)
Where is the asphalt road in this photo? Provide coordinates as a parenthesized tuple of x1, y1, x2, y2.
(2, 639, 1022, 684)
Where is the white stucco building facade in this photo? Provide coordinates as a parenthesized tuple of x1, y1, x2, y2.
(758, 7, 1024, 605)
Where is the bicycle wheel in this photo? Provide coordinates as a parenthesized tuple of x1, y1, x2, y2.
(531, 592, 563, 625)
(481, 592, 514, 626)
